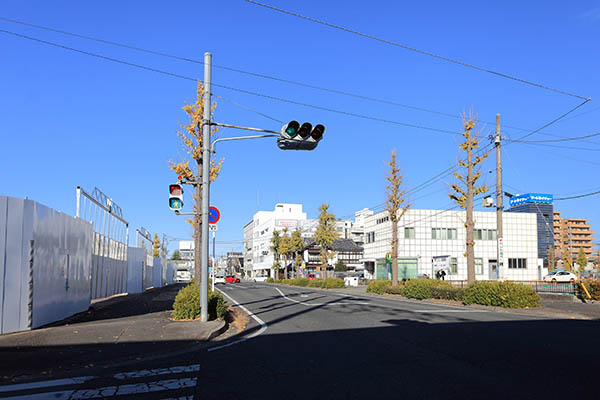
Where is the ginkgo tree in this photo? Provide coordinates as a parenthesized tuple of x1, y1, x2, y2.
(449, 115, 489, 284)
(169, 82, 224, 283)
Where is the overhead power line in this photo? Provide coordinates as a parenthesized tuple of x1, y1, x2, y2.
(0, 28, 463, 137)
(505, 131, 600, 143)
(245, 0, 591, 101)
(555, 190, 600, 201)
(0, 16, 593, 142)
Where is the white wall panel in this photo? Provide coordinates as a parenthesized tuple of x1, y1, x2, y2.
(31, 200, 93, 329)
(0, 197, 7, 334)
(127, 247, 145, 294)
(153, 258, 163, 288)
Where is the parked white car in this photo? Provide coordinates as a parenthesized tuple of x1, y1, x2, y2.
(543, 271, 578, 283)
(213, 275, 226, 284)
(253, 274, 269, 283)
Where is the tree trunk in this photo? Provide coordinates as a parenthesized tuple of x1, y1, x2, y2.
(391, 216, 398, 286)
(466, 138, 475, 284)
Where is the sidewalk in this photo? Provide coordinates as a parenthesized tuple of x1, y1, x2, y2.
(319, 285, 600, 320)
(0, 284, 226, 383)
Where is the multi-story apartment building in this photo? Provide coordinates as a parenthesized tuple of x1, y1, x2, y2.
(553, 211, 595, 262)
(362, 208, 542, 281)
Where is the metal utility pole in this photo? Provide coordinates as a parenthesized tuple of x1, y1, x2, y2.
(200, 52, 212, 322)
(495, 114, 503, 280)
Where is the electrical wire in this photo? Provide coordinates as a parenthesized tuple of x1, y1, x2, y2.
(245, 0, 590, 101)
(0, 28, 463, 137)
(504, 131, 600, 143)
(1, 16, 594, 143)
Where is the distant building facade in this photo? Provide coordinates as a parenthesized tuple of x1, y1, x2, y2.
(362, 208, 542, 281)
(553, 211, 595, 262)
(507, 193, 554, 266)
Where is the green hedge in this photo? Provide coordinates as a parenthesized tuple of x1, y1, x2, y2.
(308, 278, 324, 287)
(366, 280, 392, 294)
(400, 279, 452, 300)
(290, 278, 310, 287)
(265, 277, 345, 289)
(575, 280, 600, 300)
(385, 285, 404, 295)
(321, 277, 345, 289)
(431, 287, 465, 301)
(463, 281, 540, 308)
(172, 284, 227, 320)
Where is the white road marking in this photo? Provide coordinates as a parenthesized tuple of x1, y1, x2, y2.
(0, 376, 95, 393)
(209, 287, 268, 352)
(114, 364, 200, 379)
(274, 287, 371, 306)
(272, 286, 487, 313)
(0, 378, 197, 400)
(0, 365, 200, 399)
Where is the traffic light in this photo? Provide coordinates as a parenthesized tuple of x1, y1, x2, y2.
(278, 120, 325, 150)
(169, 184, 184, 210)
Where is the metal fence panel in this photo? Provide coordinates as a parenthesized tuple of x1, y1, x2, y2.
(0, 197, 7, 334)
(77, 187, 128, 299)
(2, 198, 25, 333)
(127, 247, 145, 294)
(153, 258, 163, 288)
(32, 201, 93, 329)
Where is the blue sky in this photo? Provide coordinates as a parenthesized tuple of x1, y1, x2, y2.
(1, 0, 599, 256)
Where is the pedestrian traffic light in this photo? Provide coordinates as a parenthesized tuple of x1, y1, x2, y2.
(169, 184, 183, 210)
(278, 121, 325, 150)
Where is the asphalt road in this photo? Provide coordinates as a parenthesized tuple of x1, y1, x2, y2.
(1, 282, 598, 399)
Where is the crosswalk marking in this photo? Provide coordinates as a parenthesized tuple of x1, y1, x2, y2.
(0, 364, 200, 399)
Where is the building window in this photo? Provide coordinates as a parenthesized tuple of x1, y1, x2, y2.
(404, 227, 415, 239)
(474, 229, 497, 240)
(450, 258, 457, 274)
(475, 258, 483, 275)
(366, 232, 376, 243)
(432, 228, 457, 240)
(376, 216, 390, 224)
(508, 258, 527, 269)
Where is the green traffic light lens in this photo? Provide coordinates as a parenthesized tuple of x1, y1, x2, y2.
(286, 127, 297, 135)
(169, 198, 183, 209)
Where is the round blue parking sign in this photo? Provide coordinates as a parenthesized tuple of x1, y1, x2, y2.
(208, 206, 220, 224)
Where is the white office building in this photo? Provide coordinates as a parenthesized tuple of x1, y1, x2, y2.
(178, 240, 194, 261)
(243, 203, 316, 278)
(362, 208, 544, 281)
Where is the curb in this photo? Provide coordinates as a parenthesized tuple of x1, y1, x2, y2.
(205, 319, 228, 341)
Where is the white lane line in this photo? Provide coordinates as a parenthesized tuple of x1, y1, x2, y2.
(208, 287, 268, 352)
(271, 286, 486, 313)
(114, 364, 200, 379)
(0, 376, 95, 393)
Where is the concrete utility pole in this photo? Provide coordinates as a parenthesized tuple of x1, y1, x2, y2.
(495, 114, 503, 280)
(200, 52, 212, 322)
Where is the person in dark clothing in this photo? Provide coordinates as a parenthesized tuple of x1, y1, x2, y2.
(440, 269, 446, 280)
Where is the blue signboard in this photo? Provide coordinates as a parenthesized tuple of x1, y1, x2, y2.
(509, 193, 553, 207)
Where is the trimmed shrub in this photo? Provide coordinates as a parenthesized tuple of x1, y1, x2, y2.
(401, 279, 452, 300)
(290, 278, 310, 287)
(322, 277, 345, 289)
(281, 279, 292, 285)
(463, 281, 540, 308)
(172, 284, 227, 320)
(431, 287, 465, 301)
(575, 280, 600, 300)
(367, 279, 392, 294)
(385, 285, 404, 295)
(308, 279, 325, 288)
(266, 277, 274, 283)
